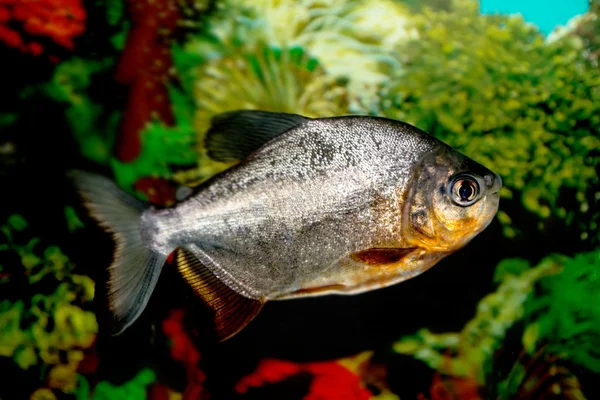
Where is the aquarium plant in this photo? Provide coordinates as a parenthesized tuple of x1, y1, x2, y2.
(0, 0, 86, 57)
(380, 0, 600, 246)
(0, 215, 97, 397)
(394, 249, 600, 398)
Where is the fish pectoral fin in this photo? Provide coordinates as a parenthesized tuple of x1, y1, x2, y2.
(290, 284, 347, 296)
(175, 247, 264, 342)
(350, 247, 418, 266)
(205, 110, 309, 162)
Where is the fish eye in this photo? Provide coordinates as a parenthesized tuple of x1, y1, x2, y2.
(449, 175, 480, 207)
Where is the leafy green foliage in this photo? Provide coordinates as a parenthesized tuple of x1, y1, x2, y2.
(110, 87, 198, 192)
(20, 0, 130, 167)
(40, 57, 120, 164)
(490, 251, 600, 399)
(189, 0, 412, 100)
(80, 368, 156, 400)
(32, 0, 192, 194)
(381, 0, 600, 244)
(64, 206, 85, 233)
(99, 0, 130, 50)
(395, 249, 600, 396)
(31, 368, 157, 400)
(393, 259, 558, 384)
(173, 37, 351, 183)
(0, 214, 97, 395)
(104, 0, 125, 26)
(522, 250, 600, 373)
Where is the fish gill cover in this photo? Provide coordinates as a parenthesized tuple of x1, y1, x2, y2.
(1, 0, 599, 399)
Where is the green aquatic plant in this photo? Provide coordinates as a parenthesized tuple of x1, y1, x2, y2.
(85, 368, 156, 400)
(30, 0, 130, 165)
(0, 214, 97, 395)
(38, 57, 120, 165)
(493, 347, 586, 400)
(31, 368, 157, 400)
(193, 0, 413, 101)
(173, 0, 418, 161)
(522, 249, 600, 373)
(489, 250, 600, 399)
(188, 44, 349, 129)
(394, 249, 600, 397)
(64, 206, 85, 233)
(380, 0, 600, 244)
(37, 28, 194, 195)
(393, 258, 558, 384)
(110, 86, 198, 193)
(172, 39, 351, 183)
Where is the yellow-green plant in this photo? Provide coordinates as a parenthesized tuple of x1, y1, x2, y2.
(0, 215, 97, 396)
(191, 0, 413, 96)
(172, 40, 351, 183)
(381, 0, 600, 243)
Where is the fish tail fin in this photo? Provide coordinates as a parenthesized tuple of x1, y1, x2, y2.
(69, 170, 166, 335)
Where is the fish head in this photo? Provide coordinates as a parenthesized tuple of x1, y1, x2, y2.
(401, 144, 502, 253)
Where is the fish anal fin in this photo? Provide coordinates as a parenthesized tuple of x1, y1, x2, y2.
(205, 110, 309, 162)
(175, 247, 264, 342)
(350, 248, 418, 266)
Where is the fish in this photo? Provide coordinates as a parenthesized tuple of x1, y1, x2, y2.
(71, 110, 502, 341)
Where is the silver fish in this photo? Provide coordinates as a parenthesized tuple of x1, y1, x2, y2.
(71, 110, 501, 341)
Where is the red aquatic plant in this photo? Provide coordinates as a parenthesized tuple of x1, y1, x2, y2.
(235, 358, 373, 400)
(161, 308, 206, 400)
(0, 0, 86, 56)
(148, 382, 174, 400)
(134, 177, 178, 206)
(114, 0, 182, 162)
(427, 373, 482, 400)
(416, 349, 483, 400)
(77, 340, 100, 375)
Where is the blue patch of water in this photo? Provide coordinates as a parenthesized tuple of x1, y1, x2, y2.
(480, 0, 589, 34)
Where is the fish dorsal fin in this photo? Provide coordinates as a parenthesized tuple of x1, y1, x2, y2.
(205, 110, 309, 162)
(175, 247, 264, 342)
